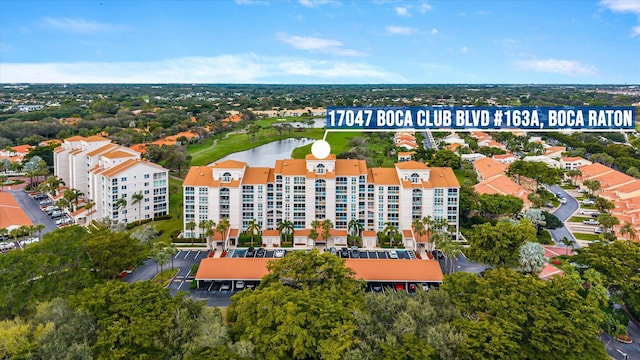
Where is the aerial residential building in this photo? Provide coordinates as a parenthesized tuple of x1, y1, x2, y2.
(54, 136, 169, 224)
(560, 156, 591, 170)
(183, 155, 460, 250)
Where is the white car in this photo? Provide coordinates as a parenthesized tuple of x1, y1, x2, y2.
(559, 197, 567, 204)
(581, 199, 595, 205)
(583, 219, 599, 226)
(274, 249, 285, 258)
(388, 250, 398, 259)
(580, 210, 596, 215)
(235, 280, 245, 289)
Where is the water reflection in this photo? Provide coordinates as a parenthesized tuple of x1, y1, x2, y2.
(212, 138, 315, 167)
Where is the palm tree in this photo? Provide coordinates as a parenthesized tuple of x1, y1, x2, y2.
(217, 218, 230, 250)
(55, 198, 70, 213)
(198, 219, 210, 246)
(205, 226, 216, 251)
(131, 191, 144, 224)
(278, 219, 295, 244)
(85, 199, 94, 226)
(382, 222, 398, 247)
(439, 237, 463, 273)
(0, 175, 7, 191)
(246, 218, 261, 247)
(69, 189, 84, 209)
(619, 222, 637, 241)
(34, 224, 45, 241)
(115, 197, 128, 223)
(348, 218, 363, 237)
(45, 176, 65, 197)
(0, 228, 8, 241)
(559, 236, 576, 255)
(321, 219, 333, 247)
(185, 221, 197, 245)
(412, 219, 426, 245)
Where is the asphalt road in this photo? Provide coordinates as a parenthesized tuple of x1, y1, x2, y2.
(602, 320, 640, 360)
(437, 252, 488, 275)
(421, 131, 434, 149)
(547, 185, 579, 246)
(9, 189, 57, 235)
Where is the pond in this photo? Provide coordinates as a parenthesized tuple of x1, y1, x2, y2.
(212, 138, 315, 167)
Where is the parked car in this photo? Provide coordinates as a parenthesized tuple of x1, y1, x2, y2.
(594, 227, 604, 234)
(581, 199, 595, 205)
(394, 283, 405, 291)
(245, 247, 255, 258)
(580, 210, 596, 215)
(583, 219, 600, 226)
(432, 250, 445, 259)
(274, 249, 285, 258)
(591, 212, 601, 218)
(388, 250, 398, 259)
(235, 280, 245, 290)
(340, 247, 349, 258)
(220, 281, 231, 291)
(408, 283, 417, 293)
(420, 283, 430, 291)
(371, 283, 383, 293)
(559, 197, 567, 204)
(350, 246, 360, 258)
(255, 247, 265, 258)
(329, 247, 337, 256)
(556, 192, 563, 198)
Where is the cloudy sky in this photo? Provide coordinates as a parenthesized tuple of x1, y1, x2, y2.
(1, 0, 638, 84)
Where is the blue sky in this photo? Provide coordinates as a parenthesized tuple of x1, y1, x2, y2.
(1, 0, 639, 84)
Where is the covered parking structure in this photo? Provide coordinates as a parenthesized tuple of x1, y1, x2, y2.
(194, 257, 443, 290)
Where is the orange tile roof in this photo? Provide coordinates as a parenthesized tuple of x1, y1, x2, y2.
(544, 146, 566, 155)
(10, 144, 33, 154)
(426, 167, 460, 188)
(474, 174, 531, 205)
(183, 166, 214, 187)
(83, 135, 110, 143)
(274, 159, 307, 176)
(212, 160, 247, 169)
(395, 160, 428, 170)
(369, 168, 400, 185)
(242, 167, 271, 184)
(65, 136, 85, 142)
(262, 229, 280, 237)
(305, 154, 337, 161)
(195, 257, 443, 282)
(538, 263, 564, 280)
(86, 143, 118, 157)
(562, 156, 586, 162)
(101, 150, 136, 159)
(493, 153, 517, 160)
(129, 144, 148, 154)
(0, 192, 33, 229)
(335, 159, 367, 176)
(473, 157, 507, 180)
(100, 159, 165, 178)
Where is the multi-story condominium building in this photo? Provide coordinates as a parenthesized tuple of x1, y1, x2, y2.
(54, 136, 169, 224)
(183, 155, 459, 249)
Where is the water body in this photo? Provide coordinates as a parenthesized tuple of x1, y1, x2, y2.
(212, 138, 315, 167)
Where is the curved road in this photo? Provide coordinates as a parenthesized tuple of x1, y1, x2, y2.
(547, 185, 579, 246)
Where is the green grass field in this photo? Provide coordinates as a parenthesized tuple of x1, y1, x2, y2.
(568, 216, 591, 223)
(573, 232, 601, 241)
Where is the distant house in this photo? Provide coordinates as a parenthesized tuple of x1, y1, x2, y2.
(472, 157, 507, 182)
(523, 155, 561, 169)
(474, 174, 531, 210)
(492, 152, 518, 164)
(397, 151, 415, 162)
(543, 146, 566, 159)
(560, 156, 591, 170)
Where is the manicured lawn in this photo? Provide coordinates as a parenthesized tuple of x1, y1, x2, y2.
(569, 216, 591, 223)
(151, 268, 179, 286)
(292, 131, 361, 159)
(127, 177, 183, 244)
(574, 232, 601, 241)
(536, 229, 552, 244)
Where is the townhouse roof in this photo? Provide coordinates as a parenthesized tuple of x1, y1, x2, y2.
(562, 156, 587, 163)
(183, 166, 215, 187)
(10, 144, 33, 154)
(195, 257, 444, 282)
(580, 163, 636, 189)
(83, 135, 110, 143)
(474, 174, 531, 205)
(65, 136, 85, 142)
(129, 144, 148, 154)
(0, 192, 33, 229)
(493, 153, 517, 160)
(262, 229, 280, 237)
(305, 154, 337, 161)
(274, 159, 307, 176)
(543, 146, 566, 155)
(425, 167, 460, 188)
(473, 157, 508, 180)
(538, 263, 564, 280)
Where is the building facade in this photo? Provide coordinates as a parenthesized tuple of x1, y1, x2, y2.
(183, 155, 459, 249)
(54, 136, 169, 224)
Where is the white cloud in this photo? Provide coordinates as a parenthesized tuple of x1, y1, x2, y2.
(41, 17, 124, 33)
(633, 25, 640, 36)
(431, 28, 439, 35)
(460, 46, 469, 54)
(385, 26, 417, 35)
(277, 32, 365, 56)
(395, 6, 410, 17)
(516, 59, 597, 76)
(299, 0, 339, 7)
(419, 3, 432, 13)
(599, 0, 640, 13)
(0, 54, 403, 83)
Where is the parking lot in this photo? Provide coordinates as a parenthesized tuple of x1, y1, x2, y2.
(225, 247, 417, 260)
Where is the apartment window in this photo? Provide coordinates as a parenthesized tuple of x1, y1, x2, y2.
(144, 190, 150, 195)
(316, 164, 325, 174)
(121, 185, 127, 190)
(144, 182, 149, 187)
(410, 173, 420, 184)
(121, 177, 127, 182)
(222, 172, 231, 182)
(144, 174, 150, 179)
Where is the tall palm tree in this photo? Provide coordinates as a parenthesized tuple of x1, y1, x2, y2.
(34, 224, 45, 241)
(0, 175, 7, 191)
(0, 228, 8, 241)
(198, 219, 210, 246)
(439, 238, 463, 273)
(412, 219, 426, 251)
(383, 222, 398, 247)
(217, 217, 230, 250)
(185, 221, 197, 245)
(205, 225, 216, 251)
(348, 218, 363, 237)
(619, 222, 637, 241)
(321, 219, 333, 247)
(114, 197, 128, 223)
(45, 175, 65, 197)
(85, 199, 94, 226)
(246, 218, 261, 247)
(131, 191, 144, 224)
(278, 219, 295, 244)
(55, 198, 70, 213)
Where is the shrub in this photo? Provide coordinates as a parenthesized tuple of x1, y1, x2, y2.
(191, 264, 199, 274)
(153, 214, 173, 221)
(189, 280, 197, 289)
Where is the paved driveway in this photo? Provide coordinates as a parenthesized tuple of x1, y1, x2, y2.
(9, 190, 57, 235)
(602, 320, 640, 360)
(548, 185, 579, 246)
